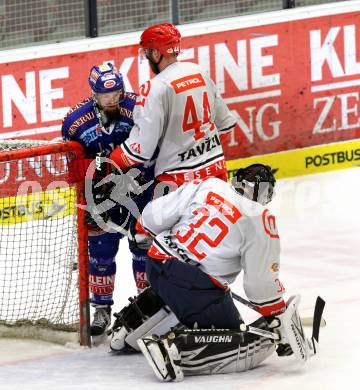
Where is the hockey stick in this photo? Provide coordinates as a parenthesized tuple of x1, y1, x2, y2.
(231, 291, 326, 327)
(239, 323, 280, 341)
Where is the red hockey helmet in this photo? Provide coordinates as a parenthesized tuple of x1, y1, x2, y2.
(139, 23, 181, 57)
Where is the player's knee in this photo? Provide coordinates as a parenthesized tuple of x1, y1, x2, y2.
(110, 287, 179, 351)
(89, 256, 116, 275)
(88, 232, 121, 259)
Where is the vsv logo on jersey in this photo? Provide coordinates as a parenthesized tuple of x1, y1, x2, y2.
(171, 73, 206, 94)
(262, 209, 279, 238)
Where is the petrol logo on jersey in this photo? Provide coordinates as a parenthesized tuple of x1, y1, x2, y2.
(205, 191, 241, 223)
(171, 73, 206, 94)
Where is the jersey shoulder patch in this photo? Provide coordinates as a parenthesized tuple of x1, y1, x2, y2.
(124, 91, 138, 101)
(62, 98, 95, 138)
(63, 97, 92, 121)
(119, 93, 137, 123)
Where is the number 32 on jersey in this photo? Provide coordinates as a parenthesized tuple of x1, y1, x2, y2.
(175, 192, 241, 261)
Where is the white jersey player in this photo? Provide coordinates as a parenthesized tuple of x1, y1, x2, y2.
(110, 164, 318, 380)
(141, 164, 285, 317)
(110, 23, 236, 186)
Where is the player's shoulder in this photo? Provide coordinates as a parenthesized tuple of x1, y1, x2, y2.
(183, 177, 228, 195)
(120, 91, 138, 111)
(136, 77, 168, 104)
(200, 177, 229, 189)
(169, 61, 205, 78)
(161, 61, 208, 91)
(179, 61, 203, 72)
(63, 97, 93, 125)
(62, 97, 95, 137)
(238, 195, 265, 219)
(123, 91, 138, 102)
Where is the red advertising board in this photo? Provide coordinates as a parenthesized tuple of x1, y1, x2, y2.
(1, 9, 360, 161)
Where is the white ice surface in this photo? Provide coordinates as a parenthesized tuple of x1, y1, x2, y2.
(0, 168, 359, 390)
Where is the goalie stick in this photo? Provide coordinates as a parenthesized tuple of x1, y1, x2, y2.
(309, 296, 326, 354)
(239, 322, 280, 341)
(231, 291, 326, 327)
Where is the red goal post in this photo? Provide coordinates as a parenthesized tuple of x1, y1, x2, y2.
(0, 140, 91, 347)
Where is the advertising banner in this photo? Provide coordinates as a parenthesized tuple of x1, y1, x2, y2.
(1, 5, 360, 176)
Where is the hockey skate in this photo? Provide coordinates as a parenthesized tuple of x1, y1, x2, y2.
(91, 305, 111, 336)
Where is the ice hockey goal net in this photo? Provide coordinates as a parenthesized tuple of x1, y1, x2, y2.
(0, 140, 90, 346)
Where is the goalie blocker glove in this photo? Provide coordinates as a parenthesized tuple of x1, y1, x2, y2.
(270, 295, 313, 363)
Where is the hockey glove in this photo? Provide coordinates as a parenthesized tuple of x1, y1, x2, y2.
(265, 316, 293, 357)
(86, 151, 113, 230)
(268, 295, 311, 362)
(128, 217, 153, 251)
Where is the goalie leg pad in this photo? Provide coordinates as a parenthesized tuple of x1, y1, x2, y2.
(176, 329, 275, 376)
(110, 287, 180, 351)
(138, 335, 183, 382)
(138, 328, 275, 380)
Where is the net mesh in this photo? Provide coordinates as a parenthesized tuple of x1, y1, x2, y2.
(0, 141, 85, 336)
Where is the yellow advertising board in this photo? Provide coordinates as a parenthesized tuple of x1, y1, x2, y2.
(226, 139, 360, 179)
(0, 187, 76, 225)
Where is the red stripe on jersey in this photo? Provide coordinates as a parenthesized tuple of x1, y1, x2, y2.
(135, 218, 150, 235)
(205, 192, 242, 223)
(148, 243, 176, 260)
(156, 159, 227, 186)
(110, 144, 141, 170)
(171, 73, 206, 94)
(208, 275, 228, 290)
(255, 299, 286, 317)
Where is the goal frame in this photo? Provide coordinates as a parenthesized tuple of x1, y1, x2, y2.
(0, 140, 91, 347)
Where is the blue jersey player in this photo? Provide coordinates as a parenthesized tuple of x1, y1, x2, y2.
(62, 63, 154, 336)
